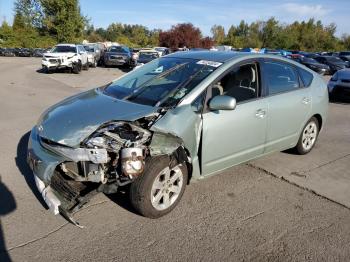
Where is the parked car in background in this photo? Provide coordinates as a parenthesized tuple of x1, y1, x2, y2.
(18, 48, 33, 57)
(104, 45, 135, 68)
(338, 52, 350, 68)
(154, 47, 170, 56)
(295, 56, 330, 75)
(314, 56, 347, 74)
(3, 48, 16, 57)
(84, 44, 101, 67)
(131, 48, 141, 62)
(328, 69, 350, 99)
(42, 44, 89, 74)
(138, 49, 160, 64)
(28, 52, 328, 222)
(33, 48, 45, 57)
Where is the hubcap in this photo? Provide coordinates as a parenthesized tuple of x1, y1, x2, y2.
(302, 121, 317, 151)
(151, 165, 184, 211)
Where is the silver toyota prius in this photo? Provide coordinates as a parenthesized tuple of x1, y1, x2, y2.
(27, 51, 328, 223)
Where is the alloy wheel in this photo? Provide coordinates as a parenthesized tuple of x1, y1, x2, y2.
(151, 165, 184, 211)
(302, 121, 318, 151)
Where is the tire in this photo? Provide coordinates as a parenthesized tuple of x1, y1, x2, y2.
(83, 62, 89, 71)
(130, 156, 188, 218)
(92, 59, 97, 68)
(295, 117, 319, 155)
(72, 61, 82, 74)
(43, 66, 50, 74)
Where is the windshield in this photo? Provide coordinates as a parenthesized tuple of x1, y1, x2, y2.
(84, 45, 94, 52)
(108, 46, 128, 53)
(327, 57, 343, 63)
(51, 46, 76, 53)
(102, 57, 220, 107)
(303, 57, 318, 63)
(139, 52, 159, 60)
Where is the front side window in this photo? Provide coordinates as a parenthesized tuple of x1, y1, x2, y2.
(102, 57, 219, 107)
(264, 61, 299, 95)
(211, 63, 260, 103)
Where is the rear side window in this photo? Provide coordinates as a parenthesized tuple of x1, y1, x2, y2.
(264, 61, 299, 95)
(297, 68, 313, 87)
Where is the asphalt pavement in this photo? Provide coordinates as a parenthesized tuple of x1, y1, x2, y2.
(0, 57, 350, 262)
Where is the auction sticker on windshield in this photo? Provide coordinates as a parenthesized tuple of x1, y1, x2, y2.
(196, 60, 223, 67)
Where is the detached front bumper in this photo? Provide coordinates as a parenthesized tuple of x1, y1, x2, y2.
(27, 127, 66, 214)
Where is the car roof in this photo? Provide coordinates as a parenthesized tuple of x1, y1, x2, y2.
(166, 51, 248, 63)
(337, 68, 350, 78)
(140, 49, 158, 53)
(56, 44, 76, 47)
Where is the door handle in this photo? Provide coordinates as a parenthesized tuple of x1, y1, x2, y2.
(302, 97, 311, 104)
(255, 109, 266, 119)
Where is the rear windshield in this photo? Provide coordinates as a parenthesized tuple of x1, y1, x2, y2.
(51, 46, 76, 53)
(102, 57, 220, 107)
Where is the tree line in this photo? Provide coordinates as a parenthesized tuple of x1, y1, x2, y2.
(0, 0, 350, 51)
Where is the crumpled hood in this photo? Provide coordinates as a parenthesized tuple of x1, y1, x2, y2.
(37, 88, 157, 147)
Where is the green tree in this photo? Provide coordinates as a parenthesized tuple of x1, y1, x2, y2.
(14, 0, 43, 28)
(341, 34, 350, 50)
(40, 0, 85, 42)
(211, 24, 225, 45)
(0, 21, 16, 47)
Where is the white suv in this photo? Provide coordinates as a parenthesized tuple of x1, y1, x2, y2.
(42, 44, 89, 74)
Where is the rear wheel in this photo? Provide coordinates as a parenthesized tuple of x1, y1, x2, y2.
(92, 59, 97, 68)
(130, 156, 188, 218)
(295, 117, 319, 155)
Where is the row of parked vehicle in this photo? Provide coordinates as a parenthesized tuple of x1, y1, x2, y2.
(0, 47, 50, 57)
(289, 51, 350, 76)
(40, 43, 170, 74)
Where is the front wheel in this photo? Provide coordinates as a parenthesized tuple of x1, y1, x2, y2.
(130, 156, 188, 218)
(295, 117, 319, 155)
(72, 61, 82, 74)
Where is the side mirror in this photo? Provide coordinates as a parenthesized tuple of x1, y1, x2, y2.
(209, 95, 236, 111)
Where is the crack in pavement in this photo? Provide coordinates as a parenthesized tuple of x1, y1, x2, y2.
(289, 152, 350, 177)
(246, 162, 350, 210)
(3, 222, 69, 253)
(2, 199, 110, 253)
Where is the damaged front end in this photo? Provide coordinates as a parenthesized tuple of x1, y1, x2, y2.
(28, 118, 188, 224)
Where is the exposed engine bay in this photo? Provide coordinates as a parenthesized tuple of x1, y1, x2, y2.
(39, 119, 189, 221)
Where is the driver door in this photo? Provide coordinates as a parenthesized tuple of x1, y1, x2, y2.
(201, 61, 268, 176)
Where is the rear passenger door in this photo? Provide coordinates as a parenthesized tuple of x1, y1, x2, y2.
(262, 59, 311, 153)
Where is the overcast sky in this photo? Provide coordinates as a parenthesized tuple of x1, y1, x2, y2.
(1, 0, 349, 36)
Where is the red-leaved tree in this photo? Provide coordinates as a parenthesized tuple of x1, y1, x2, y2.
(159, 23, 214, 50)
